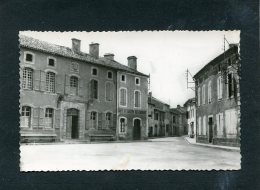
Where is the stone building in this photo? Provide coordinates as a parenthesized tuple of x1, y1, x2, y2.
(19, 35, 149, 143)
(170, 105, 188, 136)
(193, 44, 240, 147)
(147, 93, 170, 137)
(184, 98, 196, 138)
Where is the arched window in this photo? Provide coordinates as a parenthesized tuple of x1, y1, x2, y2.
(119, 88, 127, 106)
(46, 72, 56, 93)
(119, 117, 127, 133)
(90, 79, 98, 99)
(105, 82, 114, 101)
(70, 76, 78, 95)
(107, 71, 113, 79)
(134, 90, 141, 108)
(90, 111, 97, 128)
(105, 112, 112, 128)
(22, 68, 33, 90)
(45, 108, 54, 128)
(21, 106, 31, 128)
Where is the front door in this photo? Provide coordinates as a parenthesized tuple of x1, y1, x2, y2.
(133, 119, 141, 140)
(208, 117, 213, 143)
(67, 108, 79, 139)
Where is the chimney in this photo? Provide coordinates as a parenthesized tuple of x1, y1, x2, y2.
(127, 56, 137, 70)
(104, 53, 114, 61)
(229, 43, 238, 49)
(71, 38, 81, 53)
(177, 105, 181, 109)
(89, 43, 99, 59)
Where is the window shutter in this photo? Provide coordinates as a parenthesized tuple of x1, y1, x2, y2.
(56, 74, 63, 94)
(55, 109, 61, 128)
(220, 113, 224, 135)
(32, 107, 40, 128)
(34, 70, 41, 90)
(90, 80, 94, 99)
(78, 78, 84, 97)
(112, 113, 117, 131)
(102, 112, 106, 129)
(98, 112, 102, 130)
(40, 71, 46, 91)
(86, 111, 91, 130)
(65, 75, 70, 95)
(39, 108, 45, 128)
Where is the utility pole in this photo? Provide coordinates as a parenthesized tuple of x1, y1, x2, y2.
(185, 69, 195, 91)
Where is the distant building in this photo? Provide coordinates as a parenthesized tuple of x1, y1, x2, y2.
(184, 98, 196, 138)
(170, 105, 188, 136)
(148, 93, 170, 137)
(19, 35, 149, 143)
(193, 44, 240, 147)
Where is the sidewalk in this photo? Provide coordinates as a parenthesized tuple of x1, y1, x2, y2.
(184, 136, 240, 152)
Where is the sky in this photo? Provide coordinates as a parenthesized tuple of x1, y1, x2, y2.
(20, 31, 240, 108)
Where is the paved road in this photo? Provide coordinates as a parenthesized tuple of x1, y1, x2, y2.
(20, 137, 240, 171)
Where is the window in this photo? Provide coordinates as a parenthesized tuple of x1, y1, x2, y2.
(197, 87, 201, 106)
(70, 76, 78, 95)
(121, 74, 126, 82)
(217, 76, 223, 99)
(90, 79, 98, 99)
(22, 68, 33, 90)
(216, 113, 224, 136)
(134, 90, 141, 108)
(105, 112, 112, 128)
(119, 118, 126, 133)
(135, 77, 140, 85)
(227, 72, 236, 98)
(45, 108, 54, 128)
(21, 106, 31, 128)
(24, 52, 34, 63)
(46, 72, 55, 93)
(90, 111, 97, 128)
(119, 88, 127, 106)
(107, 71, 113, 79)
(202, 84, 206, 104)
(208, 81, 212, 103)
(48, 58, 55, 67)
(155, 112, 159, 120)
(92, 68, 98, 76)
(105, 82, 113, 101)
(225, 109, 237, 135)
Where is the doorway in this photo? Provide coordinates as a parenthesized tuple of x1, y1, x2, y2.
(67, 108, 79, 139)
(133, 119, 141, 140)
(208, 116, 213, 143)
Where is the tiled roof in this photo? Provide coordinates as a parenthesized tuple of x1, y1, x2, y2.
(19, 35, 149, 77)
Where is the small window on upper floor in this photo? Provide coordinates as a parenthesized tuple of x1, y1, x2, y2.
(92, 68, 98, 76)
(121, 74, 126, 82)
(107, 71, 113, 79)
(24, 52, 34, 63)
(48, 58, 55, 67)
(135, 77, 140, 85)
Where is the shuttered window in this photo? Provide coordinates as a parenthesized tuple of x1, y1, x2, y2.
(198, 117, 201, 135)
(45, 108, 54, 128)
(106, 112, 112, 128)
(120, 88, 127, 106)
(197, 87, 201, 106)
(225, 109, 237, 135)
(134, 90, 141, 108)
(90, 79, 98, 99)
(22, 68, 33, 90)
(216, 113, 224, 136)
(208, 81, 212, 103)
(203, 116, 207, 135)
(217, 76, 223, 99)
(46, 72, 55, 93)
(119, 117, 126, 133)
(105, 82, 113, 101)
(90, 111, 97, 128)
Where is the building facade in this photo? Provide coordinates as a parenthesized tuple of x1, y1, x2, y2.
(184, 98, 196, 138)
(170, 105, 188, 136)
(193, 44, 240, 147)
(20, 35, 149, 143)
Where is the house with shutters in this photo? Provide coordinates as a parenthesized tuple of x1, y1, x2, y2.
(193, 44, 240, 147)
(19, 35, 149, 143)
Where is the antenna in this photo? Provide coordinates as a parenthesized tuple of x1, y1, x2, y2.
(186, 69, 195, 91)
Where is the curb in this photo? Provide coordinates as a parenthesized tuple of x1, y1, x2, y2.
(184, 137, 240, 152)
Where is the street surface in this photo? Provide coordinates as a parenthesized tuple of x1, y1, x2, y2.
(20, 137, 240, 171)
